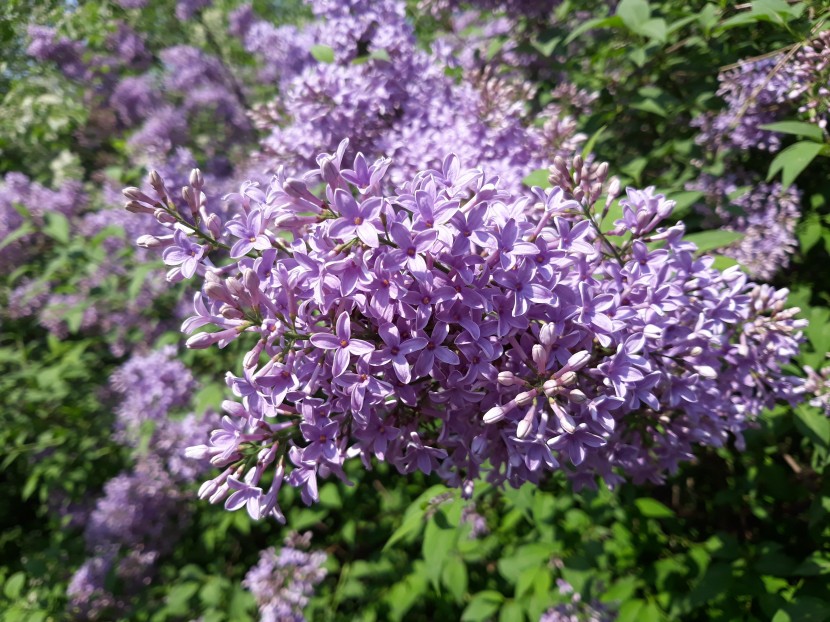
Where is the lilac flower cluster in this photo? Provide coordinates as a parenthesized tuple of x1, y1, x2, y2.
(28, 11, 248, 172)
(126, 143, 805, 521)
(235, 0, 583, 191)
(418, 0, 561, 20)
(0, 176, 173, 354)
(695, 32, 830, 153)
(693, 55, 799, 153)
(685, 172, 801, 280)
(539, 579, 614, 622)
(67, 347, 218, 619)
(243, 532, 328, 622)
(804, 357, 830, 416)
(109, 345, 197, 444)
(0, 172, 86, 267)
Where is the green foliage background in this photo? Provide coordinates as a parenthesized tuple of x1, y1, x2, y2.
(1, 0, 830, 620)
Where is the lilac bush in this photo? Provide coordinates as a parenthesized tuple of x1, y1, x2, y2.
(235, 0, 583, 191)
(66, 346, 218, 619)
(124, 142, 805, 521)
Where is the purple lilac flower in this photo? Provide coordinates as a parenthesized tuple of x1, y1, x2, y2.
(804, 357, 830, 416)
(237, 0, 584, 191)
(539, 579, 614, 622)
(243, 532, 328, 622)
(127, 145, 807, 520)
(686, 172, 801, 280)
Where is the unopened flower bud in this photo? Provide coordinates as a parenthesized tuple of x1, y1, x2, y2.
(221, 304, 244, 320)
(515, 389, 537, 407)
(566, 350, 591, 372)
(136, 234, 162, 248)
(125, 200, 154, 214)
(689, 346, 703, 357)
(558, 371, 577, 386)
(568, 389, 588, 403)
(532, 344, 548, 373)
(696, 365, 718, 380)
(483, 405, 506, 424)
(122, 186, 155, 204)
(543, 378, 563, 397)
(153, 208, 176, 224)
(498, 371, 525, 386)
(516, 418, 533, 440)
(186, 332, 218, 349)
(189, 168, 204, 189)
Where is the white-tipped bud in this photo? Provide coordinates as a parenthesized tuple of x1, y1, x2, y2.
(189, 168, 204, 188)
(550, 399, 576, 434)
(516, 418, 533, 440)
(696, 365, 718, 380)
(483, 405, 506, 424)
(198, 478, 219, 500)
(186, 445, 211, 460)
(689, 346, 703, 357)
(124, 200, 154, 214)
(206, 213, 221, 239)
(186, 332, 217, 349)
(153, 208, 176, 224)
(558, 371, 577, 387)
(149, 169, 164, 189)
(220, 304, 244, 320)
(532, 344, 548, 373)
(122, 186, 155, 204)
(136, 234, 162, 248)
(566, 350, 591, 372)
(542, 378, 561, 396)
(209, 483, 230, 505)
(539, 322, 557, 346)
(498, 371, 524, 387)
(515, 390, 537, 407)
(568, 389, 588, 403)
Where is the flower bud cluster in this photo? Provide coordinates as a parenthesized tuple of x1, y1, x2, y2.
(127, 141, 805, 520)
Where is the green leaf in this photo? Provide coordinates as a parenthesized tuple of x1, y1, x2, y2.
(616, 0, 651, 30)
(635, 498, 675, 518)
(423, 511, 458, 591)
(581, 125, 607, 161)
(617, 599, 646, 622)
(0, 223, 34, 253)
(522, 168, 550, 189)
(384, 507, 425, 550)
(760, 121, 824, 142)
(798, 213, 823, 254)
(499, 601, 525, 622)
(370, 48, 391, 62)
(441, 556, 468, 604)
(710, 254, 741, 272)
(310, 44, 335, 63)
(766, 141, 824, 188)
(564, 16, 624, 45)
(4, 572, 25, 599)
(683, 230, 744, 253)
(461, 591, 505, 622)
(794, 404, 830, 446)
(636, 18, 667, 42)
(43, 211, 70, 244)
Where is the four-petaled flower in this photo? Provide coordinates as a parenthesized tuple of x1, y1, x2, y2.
(309, 311, 375, 377)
